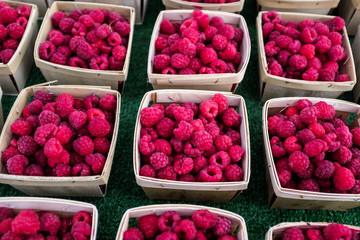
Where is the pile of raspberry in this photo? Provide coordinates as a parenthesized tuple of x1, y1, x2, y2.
(181, 0, 239, 3)
(124, 209, 237, 240)
(38, 8, 130, 70)
(280, 223, 359, 240)
(139, 93, 244, 182)
(0, 2, 31, 64)
(2, 91, 117, 177)
(268, 99, 360, 194)
(152, 10, 243, 75)
(0, 207, 92, 240)
(262, 11, 350, 82)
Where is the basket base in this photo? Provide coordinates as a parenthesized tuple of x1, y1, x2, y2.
(142, 187, 241, 203)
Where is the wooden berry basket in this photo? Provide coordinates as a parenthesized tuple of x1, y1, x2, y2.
(18, 0, 53, 18)
(0, 82, 121, 197)
(265, 222, 360, 239)
(74, 0, 148, 24)
(162, 0, 245, 13)
(257, 0, 340, 15)
(34, 1, 135, 93)
(338, 0, 360, 36)
(148, 10, 251, 93)
(133, 89, 251, 203)
(263, 97, 360, 210)
(0, 1, 38, 95)
(0, 197, 98, 239)
(115, 204, 248, 240)
(351, 25, 360, 103)
(256, 11, 356, 102)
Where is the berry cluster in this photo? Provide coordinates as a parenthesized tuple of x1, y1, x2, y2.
(2, 91, 117, 177)
(181, 0, 239, 3)
(153, 10, 243, 75)
(262, 11, 350, 82)
(38, 8, 130, 70)
(268, 99, 360, 193)
(139, 93, 244, 182)
(0, 2, 31, 64)
(123, 209, 236, 240)
(281, 223, 358, 240)
(0, 207, 92, 239)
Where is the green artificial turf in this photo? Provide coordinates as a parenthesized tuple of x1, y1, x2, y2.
(0, 0, 359, 239)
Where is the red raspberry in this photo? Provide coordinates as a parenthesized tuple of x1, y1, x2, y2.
(304, 139, 327, 157)
(191, 130, 213, 151)
(301, 68, 318, 81)
(43, 138, 63, 159)
(17, 136, 37, 156)
(328, 45, 345, 62)
(276, 120, 296, 138)
(173, 120, 194, 141)
(276, 168, 291, 186)
(88, 9, 104, 23)
(72, 163, 91, 176)
(174, 157, 193, 175)
(184, 142, 202, 157)
(138, 214, 158, 239)
(228, 145, 243, 162)
(333, 167, 355, 191)
(264, 41, 279, 57)
(38, 110, 60, 126)
(209, 151, 230, 170)
(170, 53, 189, 69)
(190, 119, 204, 132)
(333, 146, 352, 164)
(209, 59, 226, 73)
(193, 10, 209, 28)
(198, 165, 222, 182)
(222, 108, 241, 127)
(271, 136, 286, 158)
(11, 210, 39, 235)
(324, 223, 352, 240)
(349, 180, 360, 194)
(139, 135, 155, 156)
(158, 166, 177, 180)
(85, 153, 106, 174)
(224, 164, 243, 181)
(55, 125, 72, 145)
(191, 155, 207, 173)
(262, 10, 280, 24)
(39, 212, 61, 236)
(73, 136, 94, 156)
(328, 31, 342, 45)
(335, 74, 350, 82)
(6, 154, 28, 175)
(262, 22, 274, 38)
(289, 54, 307, 70)
(33, 123, 57, 146)
(323, 61, 339, 73)
(218, 24, 234, 40)
(69, 36, 86, 53)
(93, 137, 110, 154)
(306, 229, 324, 240)
(10, 119, 32, 136)
(315, 160, 335, 179)
(276, 50, 291, 67)
(314, 101, 335, 120)
(268, 115, 283, 135)
(275, 35, 292, 49)
(283, 227, 305, 240)
(329, 16, 345, 31)
(336, 126, 353, 148)
(300, 107, 318, 124)
(192, 210, 217, 230)
(139, 164, 156, 178)
(123, 228, 144, 240)
(219, 43, 237, 61)
(178, 38, 196, 57)
(347, 158, 360, 178)
(204, 25, 218, 42)
(76, 42, 94, 60)
(96, 23, 112, 40)
(140, 107, 163, 127)
(301, 27, 317, 44)
(71, 222, 91, 240)
(199, 47, 217, 64)
(307, 57, 322, 70)
(48, 30, 64, 46)
(288, 151, 310, 173)
(160, 19, 175, 35)
(99, 94, 116, 112)
(182, 28, 199, 44)
(51, 11, 66, 28)
(39, 41, 57, 61)
(27, 100, 43, 115)
(283, 136, 302, 154)
(297, 161, 315, 178)
(59, 17, 75, 34)
(153, 54, 170, 70)
(67, 111, 87, 130)
(172, 107, 193, 123)
(211, 34, 227, 51)
(180, 18, 198, 32)
(1, 147, 20, 164)
(155, 36, 168, 51)
(88, 118, 110, 137)
(214, 135, 232, 151)
(213, 216, 231, 236)
(297, 178, 320, 192)
(114, 21, 130, 37)
(0, 7, 17, 25)
(299, 44, 315, 59)
(352, 128, 360, 146)
(308, 123, 325, 138)
(150, 152, 169, 170)
(0, 217, 12, 235)
(50, 52, 66, 65)
(154, 139, 171, 156)
(297, 99, 312, 110)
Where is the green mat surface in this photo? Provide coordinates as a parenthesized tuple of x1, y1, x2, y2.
(1, 0, 359, 239)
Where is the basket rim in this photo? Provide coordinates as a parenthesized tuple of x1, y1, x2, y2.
(163, 0, 244, 8)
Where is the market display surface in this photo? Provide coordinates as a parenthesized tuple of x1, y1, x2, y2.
(0, 0, 359, 239)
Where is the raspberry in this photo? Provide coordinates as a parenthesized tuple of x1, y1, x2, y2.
(302, 68, 319, 81)
(88, 118, 110, 137)
(93, 137, 110, 154)
(17, 136, 37, 156)
(191, 130, 213, 151)
(328, 32, 342, 45)
(275, 35, 292, 50)
(222, 108, 241, 127)
(39, 40, 57, 61)
(140, 107, 163, 127)
(71, 222, 91, 240)
(59, 17, 75, 34)
(336, 126, 353, 148)
(283, 227, 305, 240)
(300, 107, 318, 124)
(314, 101, 335, 120)
(334, 167, 355, 191)
(11, 210, 40, 235)
(276, 120, 296, 139)
(153, 54, 171, 70)
(173, 121, 194, 141)
(39, 212, 61, 236)
(38, 110, 60, 126)
(1, 147, 19, 164)
(214, 135, 232, 151)
(161, 66, 176, 74)
(267, 60, 283, 77)
(289, 54, 307, 70)
(262, 11, 280, 24)
(160, 19, 175, 35)
(333, 146, 352, 164)
(262, 22, 274, 38)
(224, 164, 243, 181)
(324, 223, 352, 240)
(17, 5, 31, 18)
(0, 218, 12, 235)
(67, 111, 87, 130)
(228, 145, 243, 162)
(33, 123, 58, 146)
(283, 136, 302, 154)
(85, 153, 106, 174)
(288, 151, 310, 173)
(268, 115, 283, 135)
(89, 9, 104, 23)
(139, 135, 155, 156)
(139, 164, 156, 178)
(69, 56, 87, 68)
(304, 139, 327, 157)
(0, 7, 17, 25)
(297, 162, 315, 178)
(158, 166, 177, 180)
(190, 156, 207, 174)
(298, 178, 320, 192)
(200, 47, 217, 64)
(191, 210, 217, 230)
(73, 136, 94, 156)
(219, 43, 237, 61)
(271, 136, 286, 158)
(198, 165, 222, 182)
(77, 42, 94, 60)
(123, 228, 144, 240)
(349, 180, 360, 194)
(178, 38, 196, 57)
(328, 45, 345, 62)
(182, 28, 199, 44)
(155, 36, 168, 51)
(55, 125, 72, 145)
(331, 118, 347, 129)
(275, 50, 290, 67)
(114, 21, 130, 37)
(209, 151, 230, 170)
(72, 162, 91, 176)
(174, 157, 193, 175)
(210, 59, 227, 73)
(182, 102, 198, 117)
(150, 152, 169, 170)
(265, 41, 280, 57)
(307, 57, 322, 70)
(50, 51, 66, 65)
(329, 16, 345, 31)
(10, 119, 32, 136)
(218, 236, 236, 240)
(277, 168, 291, 186)
(154, 139, 172, 156)
(218, 24, 234, 40)
(335, 74, 350, 82)
(44, 138, 63, 159)
(315, 160, 335, 179)
(306, 229, 324, 240)
(299, 44, 315, 59)
(138, 214, 158, 239)
(213, 216, 231, 236)
(323, 61, 339, 72)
